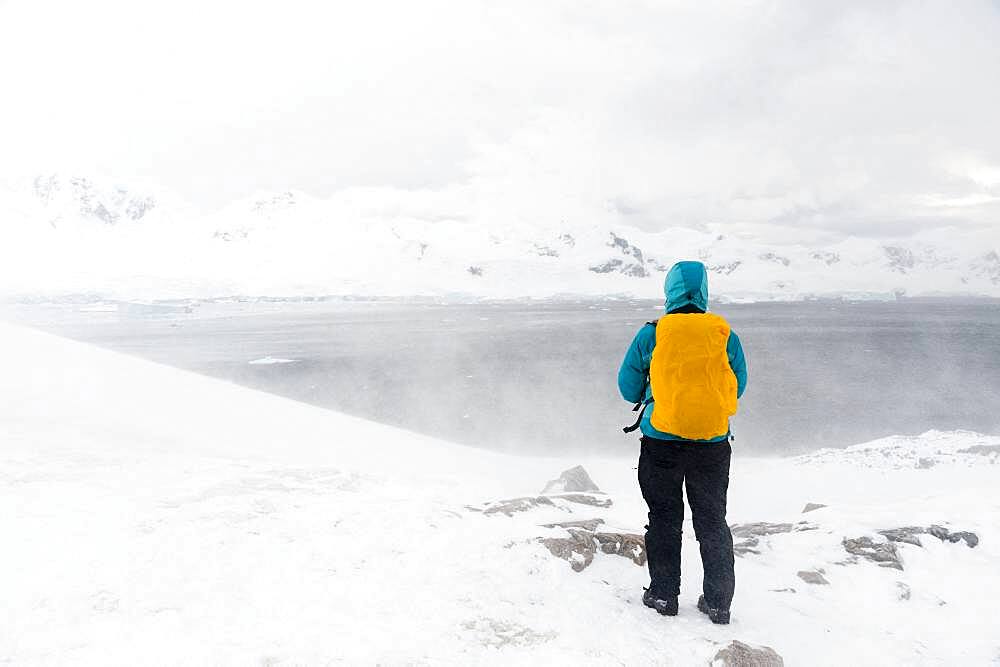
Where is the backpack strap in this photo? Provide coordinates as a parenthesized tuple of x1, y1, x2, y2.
(622, 399, 651, 433)
(622, 321, 658, 433)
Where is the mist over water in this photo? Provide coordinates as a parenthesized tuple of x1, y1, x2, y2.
(12, 299, 1000, 457)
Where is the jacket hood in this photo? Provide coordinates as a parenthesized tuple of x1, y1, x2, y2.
(664, 261, 709, 313)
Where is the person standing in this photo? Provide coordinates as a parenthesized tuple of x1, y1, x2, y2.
(617, 260, 748, 624)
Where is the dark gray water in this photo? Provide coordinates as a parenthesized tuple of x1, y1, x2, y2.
(9, 298, 1000, 456)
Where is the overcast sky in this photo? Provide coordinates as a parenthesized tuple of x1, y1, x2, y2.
(1, 0, 999, 237)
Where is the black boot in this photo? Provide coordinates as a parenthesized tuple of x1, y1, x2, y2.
(697, 594, 730, 625)
(642, 588, 678, 616)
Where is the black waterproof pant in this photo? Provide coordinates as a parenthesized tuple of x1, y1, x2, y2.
(638, 435, 735, 610)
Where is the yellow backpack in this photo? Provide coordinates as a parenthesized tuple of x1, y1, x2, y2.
(648, 313, 738, 440)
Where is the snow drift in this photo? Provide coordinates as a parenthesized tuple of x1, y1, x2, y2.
(1, 322, 998, 664)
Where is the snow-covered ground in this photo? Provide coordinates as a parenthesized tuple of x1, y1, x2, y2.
(1, 322, 998, 665)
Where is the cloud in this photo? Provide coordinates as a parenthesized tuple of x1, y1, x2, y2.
(1, 0, 999, 240)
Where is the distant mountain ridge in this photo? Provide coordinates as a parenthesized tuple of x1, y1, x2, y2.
(1, 173, 998, 301)
(32, 174, 157, 226)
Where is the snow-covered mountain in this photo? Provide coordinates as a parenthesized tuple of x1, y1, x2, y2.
(32, 174, 158, 227)
(2, 322, 997, 664)
(1, 174, 998, 301)
(11, 173, 191, 229)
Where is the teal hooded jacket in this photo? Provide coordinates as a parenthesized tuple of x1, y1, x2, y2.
(617, 261, 748, 442)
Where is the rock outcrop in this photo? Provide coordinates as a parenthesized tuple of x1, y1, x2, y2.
(959, 444, 1000, 456)
(543, 518, 605, 531)
(843, 525, 978, 570)
(478, 493, 612, 517)
(796, 570, 829, 585)
(842, 536, 903, 569)
(33, 174, 159, 226)
(730, 522, 817, 556)
(540, 525, 646, 572)
(878, 525, 979, 548)
(711, 640, 784, 667)
(588, 233, 651, 277)
(540, 465, 601, 495)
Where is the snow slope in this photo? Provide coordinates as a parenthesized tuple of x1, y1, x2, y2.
(1, 323, 998, 665)
(1, 174, 999, 302)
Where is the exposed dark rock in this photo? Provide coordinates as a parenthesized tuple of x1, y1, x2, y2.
(758, 252, 791, 267)
(33, 174, 58, 202)
(589, 259, 622, 274)
(970, 250, 1000, 284)
(959, 444, 1000, 456)
(541, 465, 601, 495)
(810, 250, 841, 265)
(33, 174, 158, 226)
(482, 496, 555, 516)
(461, 617, 556, 648)
(916, 458, 936, 469)
(802, 503, 827, 513)
(733, 536, 760, 556)
(594, 532, 646, 566)
(731, 523, 795, 538)
(896, 582, 911, 601)
(884, 246, 916, 273)
(533, 244, 559, 257)
(730, 522, 817, 557)
(843, 536, 903, 570)
(711, 640, 784, 667)
(878, 528, 923, 547)
(797, 570, 829, 585)
(252, 191, 295, 213)
(705, 259, 743, 276)
(608, 232, 645, 264)
(707, 261, 742, 275)
(542, 518, 605, 531)
(540, 526, 645, 572)
(878, 525, 979, 549)
(540, 528, 597, 572)
(125, 196, 155, 221)
(467, 266, 484, 276)
(927, 525, 979, 548)
(214, 229, 249, 241)
(589, 233, 651, 277)
(481, 493, 612, 516)
(555, 493, 613, 508)
(92, 202, 116, 224)
(769, 588, 796, 594)
(589, 258, 648, 277)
